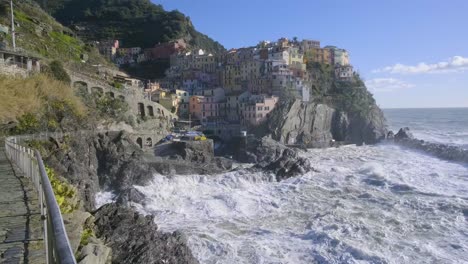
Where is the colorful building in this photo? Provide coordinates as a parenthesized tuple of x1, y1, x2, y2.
(240, 95, 279, 126)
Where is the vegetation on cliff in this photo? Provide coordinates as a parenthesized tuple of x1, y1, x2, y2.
(307, 62, 377, 117)
(0, 0, 109, 65)
(0, 74, 86, 134)
(35, 0, 225, 53)
(0, 73, 132, 135)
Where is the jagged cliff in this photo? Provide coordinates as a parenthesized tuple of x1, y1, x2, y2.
(262, 76, 387, 147)
(265, 100, 387, 147)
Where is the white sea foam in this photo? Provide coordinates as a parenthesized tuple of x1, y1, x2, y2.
(130, 144, 468, 264)
(95, 191, 115, 208)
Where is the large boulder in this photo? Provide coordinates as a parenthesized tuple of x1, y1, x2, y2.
(237, 136, 314, 180)
(260, 148, 314, 181)
(93, 203, 198, 264)
(155, 140, 214, 162)
(395, 127, 414, 140)
(150, 140, 232, 175)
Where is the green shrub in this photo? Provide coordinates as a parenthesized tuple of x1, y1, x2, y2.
(48, 60, 71, 83)
(95, 96, 129, 119)
(14, 113, 40, 134)
(45, 166, 78, 214)
(113, 82, 123, 89)
(79, 228, 95, 247)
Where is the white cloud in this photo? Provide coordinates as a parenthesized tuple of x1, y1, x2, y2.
(365, 78, 415, 92)
(373, 56, 468, 74)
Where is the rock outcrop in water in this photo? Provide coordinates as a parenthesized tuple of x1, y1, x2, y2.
(93, 203, 199, 264)
(150, 140, 233, 175)
(264, 100, 387, 147)
(392, 127, 468, 164)
(235, 136, 314, 180)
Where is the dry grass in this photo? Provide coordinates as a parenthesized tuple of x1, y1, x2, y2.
(0, 74, 86, 123)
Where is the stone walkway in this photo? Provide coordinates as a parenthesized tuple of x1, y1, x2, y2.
(0, 147, 45, 264)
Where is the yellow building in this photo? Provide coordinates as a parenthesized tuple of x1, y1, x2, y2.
(304, 47, 332, 65)
(288, 47, 306, 70)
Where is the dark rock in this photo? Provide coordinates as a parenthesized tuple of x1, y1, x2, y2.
(239, 136, 314, 180)
(44, 131, 155, 210)
(262, 100, 387, 147)
(387, 131, 395, 139)
(261, 148, 314, 181)
(116, 187, 146, 205)
(93, 203, 198, 264)
(155, 140, 214, 163)
(150, 140, 232, 175)
(393, 127, 468, 164)
(395, 127, 414, 140)
(236, 136, 290, 166)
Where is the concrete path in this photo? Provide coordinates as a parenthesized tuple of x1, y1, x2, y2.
(0, 147, 45, 264)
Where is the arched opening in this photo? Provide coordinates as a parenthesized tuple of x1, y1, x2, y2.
(118, 95, 125, 101)
(147, 106, 154, 117)
(138, 103, 146, 117)
(73, 81, 89, 95)
(91, 87, 104, 97)
(136, 137, 143, 148)
(106, 91, 115, 98)
(157, 108, 161, 115)
(146, 137, 153, 147)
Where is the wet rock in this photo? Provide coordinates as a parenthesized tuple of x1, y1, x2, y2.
(93, 203, 198, 264)
(261, 148, 314, 181)
(151, 140, 233, 175)
(115, 187, 146, 205)
(393, 127, 468, 164)
(242, 137, 315, 180)
(387, 131, 395, 139)
(395, 127, 414, 140)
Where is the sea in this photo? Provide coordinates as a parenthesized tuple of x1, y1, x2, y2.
(97, 108, 468, 264)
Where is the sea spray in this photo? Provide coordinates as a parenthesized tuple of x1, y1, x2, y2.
(119, 144, 468, 264)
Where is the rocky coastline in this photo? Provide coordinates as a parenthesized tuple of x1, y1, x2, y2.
(37, 97, 390, 263)
(389, 127, 468, 164)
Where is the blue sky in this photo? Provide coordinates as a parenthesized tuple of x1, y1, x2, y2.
(153, 0, 468, 108)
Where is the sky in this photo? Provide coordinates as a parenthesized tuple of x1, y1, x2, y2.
(153, 0, 468, 108)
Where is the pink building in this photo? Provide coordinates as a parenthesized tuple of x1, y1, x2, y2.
(240, 95, 279, 126)
(189, 95, 204, 120)
(189, 88, 227, 123)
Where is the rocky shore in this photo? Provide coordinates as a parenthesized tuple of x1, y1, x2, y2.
(39, 114, 389, 263)
(390, 127, 468, 164)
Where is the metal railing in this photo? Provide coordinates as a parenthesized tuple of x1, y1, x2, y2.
(4, 136, 77, 264)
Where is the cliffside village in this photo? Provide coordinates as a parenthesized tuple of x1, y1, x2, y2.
(97, 38, 354, 139)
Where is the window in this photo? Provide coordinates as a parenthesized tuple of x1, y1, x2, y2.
(203, 112, 206, 117)
(258, 107, 263, 111)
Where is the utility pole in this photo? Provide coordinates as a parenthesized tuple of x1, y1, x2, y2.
(10, 0, 16, 52)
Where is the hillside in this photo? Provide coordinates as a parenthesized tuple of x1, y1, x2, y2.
(35, 0, 225, 53)
(0, 0, 109, 66)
